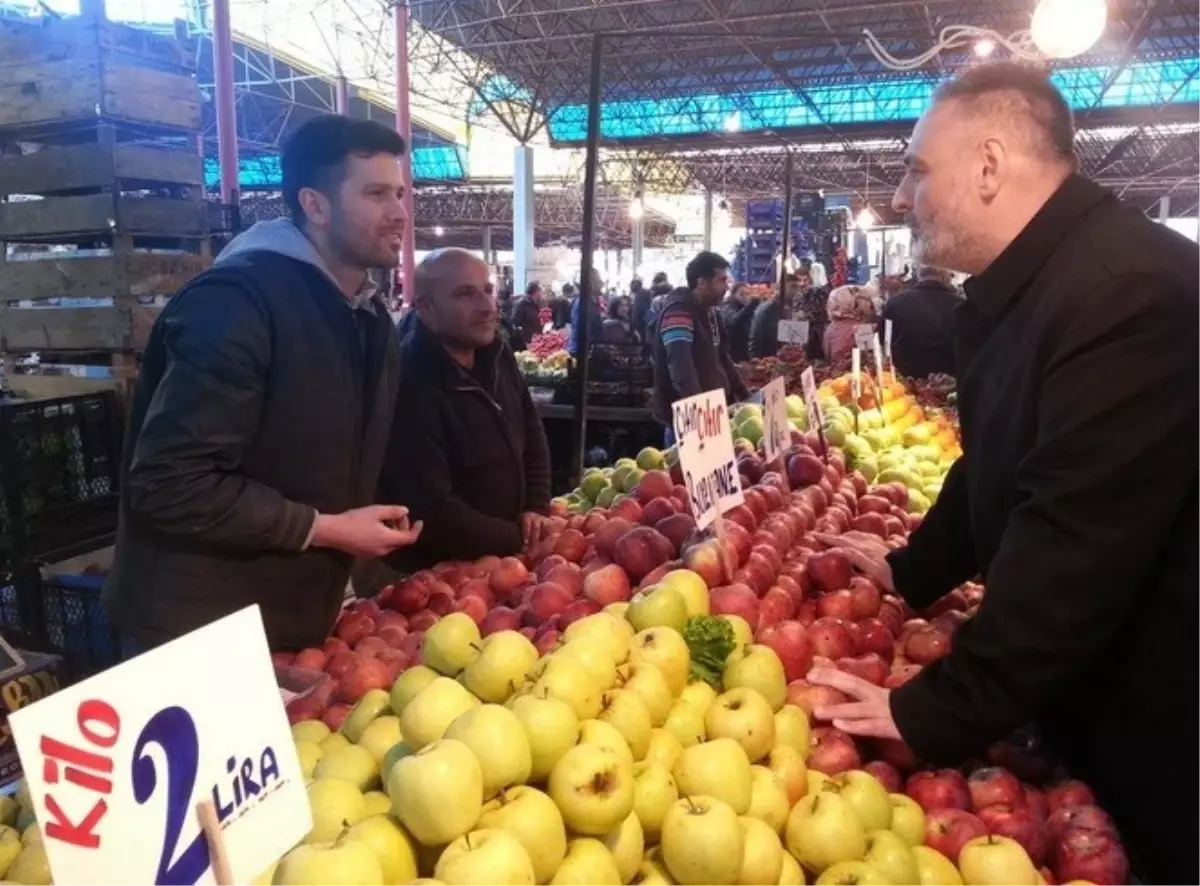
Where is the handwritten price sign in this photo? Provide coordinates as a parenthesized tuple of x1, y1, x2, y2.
(761, 377, 790, 464)
(672, 388, 744, 530)
(9, 607, 310, 885)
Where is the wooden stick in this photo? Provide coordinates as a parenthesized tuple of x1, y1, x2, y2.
(197, 800, 234, 886)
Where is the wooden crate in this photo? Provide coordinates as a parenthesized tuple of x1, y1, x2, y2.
(0, 141, 204, 198)
(0, 252, 208, 301)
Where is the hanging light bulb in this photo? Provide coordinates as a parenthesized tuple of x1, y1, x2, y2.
(628, 197, 644, 220)
(1031, 0, 1107, 59)
(855, 207, 877, 230)
(434, 225, 445, 237)
(973, 38, 996, 57)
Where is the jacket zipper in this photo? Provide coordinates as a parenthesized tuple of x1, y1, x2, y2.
(451, 376, 528, 509)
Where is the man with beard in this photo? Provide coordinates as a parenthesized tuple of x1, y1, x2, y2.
(807, 63, 1198, 883)
(377, 248, 551, 572)
(104, 115, 423, 652)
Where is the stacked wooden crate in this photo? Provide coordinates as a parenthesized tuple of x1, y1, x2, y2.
(0, 13, 211, 401)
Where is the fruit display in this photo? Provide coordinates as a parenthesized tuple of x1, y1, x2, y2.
(518, 331, 571, 386)
(226, 444, 1130, 886)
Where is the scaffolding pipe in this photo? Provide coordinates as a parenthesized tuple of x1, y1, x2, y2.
(394, 2, 417, 304)
(212, 0, 240, 208)
(335, 74, 351, 115)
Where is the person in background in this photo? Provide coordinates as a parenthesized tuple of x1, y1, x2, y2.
(509, 286, 542, 348)
(822, 284, 872, 364)
(630, 276, 651, 342)
(749, 270, 810, 359)
(378, 248, 551, 572)
(719, 282, 758, 363)
(808, 62, 1198, 884)
(642, 272, 673, 344)
(798, 274, 830, 361)
(104, 115, 422, 652)
(496, 283, 514, 322)
(601, 295, 639, 344)
(652, 251, 750, 444)
(552, 283, 573, 329)
(878, 264, 961, 378)
(568, 276, 604, 356)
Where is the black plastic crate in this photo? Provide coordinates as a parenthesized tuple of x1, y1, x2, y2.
(0, 393, 123, 559)
(38, 571, 128, 683)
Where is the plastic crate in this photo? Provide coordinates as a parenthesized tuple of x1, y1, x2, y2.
(0, 393, 123, 560)
(37, 571, 129, 682)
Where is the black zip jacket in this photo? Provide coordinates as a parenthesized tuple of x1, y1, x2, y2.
(720, 297, 757, 362)
(878, 278, 962, 378)
(748, 296, 784, 359)
(886, 175, 1198, 883)
(379, 319, 552, 571)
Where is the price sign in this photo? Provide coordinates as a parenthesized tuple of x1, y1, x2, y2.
(10, 607, 311, 886)
(884, 319, 894, 360)
(800, 366, 823, 435)
(872, 333, 886, 393)
(854, 323, 875, 352)
(761, 377, 789, 464)
(852, 348, 862, 401)
(776, 319, 810, 346)
(671, 388, 744, 531)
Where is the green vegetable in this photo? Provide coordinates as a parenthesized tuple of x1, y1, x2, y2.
(682, 615, 735, 688)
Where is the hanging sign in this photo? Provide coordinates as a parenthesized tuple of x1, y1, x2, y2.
(672, 389, 744, 530)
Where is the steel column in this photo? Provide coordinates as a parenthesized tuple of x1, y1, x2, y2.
(394, 2, 417, 304)
(335, 74, 351, 115)
(212, 0, 240, 207)
(778, 151, 794, 315)
(703, 188, 714, 251)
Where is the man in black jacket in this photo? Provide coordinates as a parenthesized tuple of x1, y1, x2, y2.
(379, 248, 552, 571)
(877, 265, 961, 378)
(104, 115, 423, 652)
(808, 63, 1198, 883)
(719, 283, 757, 362)
(748, 270, 809, 359)
(652, 251, 750, 440)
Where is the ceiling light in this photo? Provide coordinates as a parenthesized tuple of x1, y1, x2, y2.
(1031, 0, 1107, 59)
(628, 198, 644, 220)
(855, 208, 877, 230)
(973, 38, 996, 57)
(434, 225, 445, 236)
(724, 112, 741, 133)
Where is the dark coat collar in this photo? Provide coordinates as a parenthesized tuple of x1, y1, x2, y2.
(403, 315, 505, 389)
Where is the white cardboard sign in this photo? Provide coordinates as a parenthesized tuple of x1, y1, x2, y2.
(800, 366, 823, 435)
(852, 348, 862, 401)
(776, 319, 810, 346)
(872, 333, 886, 393)
(761, 377, 790, 464)
(10, 607, 311, 886)
(854, 323, 875, 352)
(672, 388, 744, 531)
(884, 319, 894, 359)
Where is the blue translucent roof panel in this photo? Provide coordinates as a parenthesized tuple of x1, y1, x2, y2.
(548, 58, 1200, 143)
(204, 144, 466, 190)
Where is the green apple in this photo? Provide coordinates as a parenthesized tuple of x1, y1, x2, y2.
(738, 815, 784, 885)
(509, 694, 580, 781)
(912, 845, 964, 885)
(627, 585, 689, 633)
(529, 655, 602, 720)
(597, 689, 652, 761)
(643, 728, 683, 771)
(305, 778, 368, 844)
(479, 786, 568, 885)
(719, 615, 754, 657)
(400, 676, 480, 749)
(357, 716, 403, 763)
(676, 681, 717, 713)
(380, 741, 415, 783)
(705, 688, 776, 762)
(557, 640, 619, 694)
(463, 631, 539, 703)
(763, 746, 808, 806)
(778, 850, 805, 885)
(7, 844, 51, 886)
(673, 737, 752, 815)
(391, 665, 440, 714)
(548, 743, 634, 836)
(889, 794, 925, 846)
(579, 718, 635, 766)
(435, 828, 537, 885)
(661, 796, 743, 885)
(785, 791, 867, 875)
(862, 828, 918, 884)
(292, 719, 331, 745)
(344, 814, 419, 884)
(658, 569, 710, 617)
(814, 861, 891, 885)
(661, 702, 706, 749)
(342, 688, 392, 742)
(632, 761, 678, 841)
(722, 645, 787, 711)
(422, 612, 482, 676)
(773, 705, 812, 759)
(361, 791, 391, 817)
(746, 765, 790, 835)
(614, 662, 672, 727)
(388, 738, 484, 846)
(296, 740, 323, 779)
(562, 613, 635, 664)
(602, 811, 644, 884)
(957, 835, 1039, 886)
(315, 743, 381, 792)
(445, 704, 533, 798)
(550, 838, 622, 885)
(628, 629, 690, 696)
(825, 771, 891, 831)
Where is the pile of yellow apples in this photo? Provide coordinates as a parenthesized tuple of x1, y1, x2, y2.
(0, 783, 52, 885)
(261, 581, 1054, 886)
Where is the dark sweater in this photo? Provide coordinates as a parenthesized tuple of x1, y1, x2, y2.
(878, 279, 962, 378)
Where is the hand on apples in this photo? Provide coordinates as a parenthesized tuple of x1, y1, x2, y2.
(520, 511, 548, 549)
(311, 505, 424, 557)
(812, 532, 895, 593)
(807, 667, 901, 742)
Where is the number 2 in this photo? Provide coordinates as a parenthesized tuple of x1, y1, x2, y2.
(131, 707, 211, 885)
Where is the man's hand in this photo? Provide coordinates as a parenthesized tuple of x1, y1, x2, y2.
(814, 531, 896, 592)
(520, 511, 547, 549)
(808, 667, 902, 741)
(311, 505, 424, 558)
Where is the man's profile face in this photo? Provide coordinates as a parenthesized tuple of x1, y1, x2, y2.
(326, 152, 407, 269)
(698, 267, 730, 303)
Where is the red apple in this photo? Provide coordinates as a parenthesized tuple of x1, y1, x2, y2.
(426, 592, 456, 616)
(808, 726, 861, 775)
(847, 577, 882, 619)
(883, 663, 923, 689)
(399, 631, 425, 659)
(354, 636, 389, 659)
(527, 582, 575, 623)
(1022, 785, 1050, 823)
(454, 595, 488, 624)
(610, 496, 644, 524)
(737, 550, 778, 596)
(376, 610, 409, 633)
(335, 611, 376, 648)
(583, 563, 633, 606)
(857, 494, 892, 515)
(457, 578, 494, 609)
(1046, 780, 1097, 813)
(787, 453, 825, 487)
(816, 589, 857, 621)
(534, 629, 561, 656)
(709, 584, 761, 632)
(864, 760, 903, 793)
(853, 618, 895, 661)
(905, 626, 952, 665)
(877, 738, 921, 772)
(682, 536, 732, 588)
(807, 617, 857, 660)
(409, 610, 438, 633)
(322, 703, 351, 732)
(325, 651, 361, 681)
(907, 769, 972, 812)
(796, 600, 818, 627)
(655, 513, 696, 554)
(924, 809, 988, 863)
(635, 469, 674, 502)
(1052, 827, 1129, 885)
(336, 657, 392, 704)
(807, 550, 853, 591)
(293, 648, 327, 672)
(480, 606, 522, 636)
(374, 625, 408, 649)
(757, 587, 797, 629)
(637, 559, 682, 591)
(560, 598, 603, 627)
(535, 554, 568, 582)
(613, 526, 674, 581)
(545, 564, 584, 598)
(322, 636, 350, 659)
(723, 521, 753, 567)
(774, 574, 806, 611)
(758, 622, 813, 681)
(592, 518, 634, 560)
(640, 497, 678, 527)
(1046, 805, 1116, 841)
(850, 512, 889, 539)
(836, 653, 888, 686)
(786, 679, 849, 717)
(978, 804, 1048, 864)
(968, 767, 1024, 811)
(286, 695, 325, 725)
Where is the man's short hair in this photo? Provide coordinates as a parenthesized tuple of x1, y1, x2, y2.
(933, 62, 1077, 167)
(918, 265, 954, 284)
(686, 251, 730, 289)
(281, 115, 406, 224)
(526, 281, 542, 297)
(563, 283, 576, 297)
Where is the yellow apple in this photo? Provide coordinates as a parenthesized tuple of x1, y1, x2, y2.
(676, 681, 717, 713)
(557, 640, 619, 693)
(785, 791, 867, 874)
(435, 828, 537, 885)
(345, 814, 419, 884)
(292, 719, 331, 745)
(548, 744, 634, 836)
(720, 614, 754, 656)
(643, 728, 684, 771)
(889, 794, 925, 846)
(615, 662, 672, 726)
(661, 701, 706, 749)
(628, 629, 690, 695)
(773, 705, 811, 759)
(479, 786, 568, 885)
(660, 796, 743, 885)
(296, 741, 323, 779)
(445, 704, 533, 798)
(863, 828, 918, 884)
(746, 765, 790, 835)
(763, 746, 808, 805)
(738, 816, 784, 885)
(273, 837, 388, 885)
(361, 790, 392, 817)
(777, 851, 805, 885)
(509, 694, 580, 781)
(705, 688, 776, 762)
(391, 665, 440, 714)
(305, 778, 368, 844)
(627, 585, 689, 633)
(633, 854, 676, 885)
(422, 612, 482, 676)
(7, 843, 51, 886)
(658, 569, 710, 617)
(673, 737, 752, 815)
(462, 631, 539, 703)
(957, 835, 1039, 886)
(722, 645, 786, 711)
(357, 716, 403, 763)
(381, 741, 415, 784)
(0, 828, 20, 879)
(579, 718, 635, 766)
(824, 771, 891, 831)
(603, 602, 630, 620)
(602, 811, 644, 884)
(562, 613, 634, 664)
(342, 688, 392, 742)
(598, 689, 652, 761)
(320, 732, 352, 755)
(912, 845, 963, 885)
(550, 838, 622, 885)
(814, 861, 891, 885)
(529, 656, 602, 720)
(389, 738, 484, 846)
(807, 769, 833, 795)
(401, 676, 481, 750)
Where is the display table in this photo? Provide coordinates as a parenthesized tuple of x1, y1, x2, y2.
(535, 401, 662, 492)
